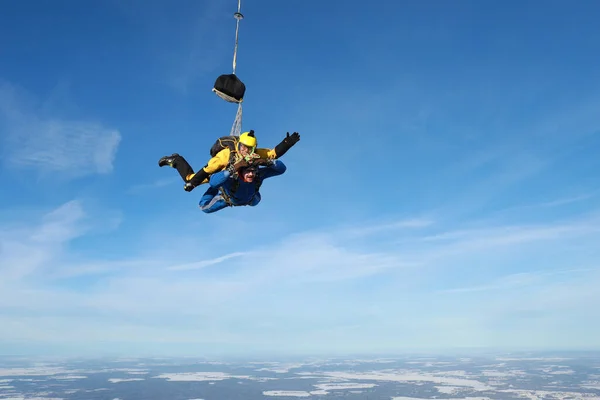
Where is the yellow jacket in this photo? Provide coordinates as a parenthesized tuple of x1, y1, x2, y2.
(186, 147, 278, 185)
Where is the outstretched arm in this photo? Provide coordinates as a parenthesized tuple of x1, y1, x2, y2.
(208, 170, 231, 188)
(258, 160, 287, 180)
(255, 132, 300, 160)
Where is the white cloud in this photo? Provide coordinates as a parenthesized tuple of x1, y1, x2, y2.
(0, 200, 87, 283)
(396, 216, 600, 270)
(297, 370, 494, 391)
(263, 391, 311, 397)
(341, 217, 435, 237)
(437, 267, 597, 294)
(153, 372, 256, 382)
(167, 252, 248, 271)
(392, 398, 491, 400)
(0, 366, 79, 377)
(0, 81, 120, 178)
(313, 383, 377, 391)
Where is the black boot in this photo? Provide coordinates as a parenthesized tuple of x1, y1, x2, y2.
(158, 153, 194, 182)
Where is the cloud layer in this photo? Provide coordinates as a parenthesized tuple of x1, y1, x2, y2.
(0, 194, 599, 355)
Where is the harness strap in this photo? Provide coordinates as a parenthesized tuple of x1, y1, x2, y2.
(219, 176, 262, 207)
(218, 186, 234, 206)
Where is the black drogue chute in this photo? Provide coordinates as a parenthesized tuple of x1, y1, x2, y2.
(212, 73, 246, 103)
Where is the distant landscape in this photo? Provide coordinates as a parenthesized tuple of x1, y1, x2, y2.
(1, 351, 599, 399)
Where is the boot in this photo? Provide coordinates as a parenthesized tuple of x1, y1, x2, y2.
(158, 153, 194, 182)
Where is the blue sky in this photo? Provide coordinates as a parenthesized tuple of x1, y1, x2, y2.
(1, 0, 600, 357)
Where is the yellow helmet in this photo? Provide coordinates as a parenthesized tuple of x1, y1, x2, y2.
(238, 130, 257, 151)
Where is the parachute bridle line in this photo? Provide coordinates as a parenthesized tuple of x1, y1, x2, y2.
(232, 0, 243, 75)
(211, 0, 245, 137)
(230, 0, 244, 136)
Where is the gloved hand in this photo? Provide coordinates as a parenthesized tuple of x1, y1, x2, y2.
(274, 131, 300, 158)
(284, 132, 300, 145)
(251, 158, 274, 167)
(233, 158, 250, 172)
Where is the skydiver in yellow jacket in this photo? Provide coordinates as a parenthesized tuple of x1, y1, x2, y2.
(158, 130, 300, 192)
